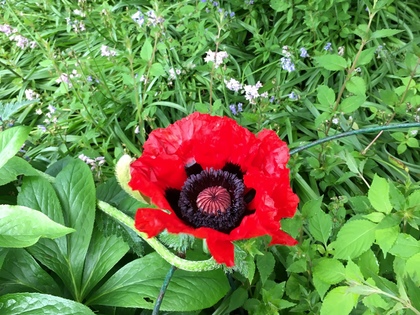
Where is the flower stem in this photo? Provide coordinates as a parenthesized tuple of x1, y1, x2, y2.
(289, 122, 420, 156)
(97, 200, 220, 272)
(152, 265, 177, 315)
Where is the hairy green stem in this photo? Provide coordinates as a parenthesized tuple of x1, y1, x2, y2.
(290, 122, 420, 155)
(97, 200, 219, 271)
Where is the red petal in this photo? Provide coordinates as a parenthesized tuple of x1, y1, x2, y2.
(206, 237, 235, 267)
(135, 208, 196, 237)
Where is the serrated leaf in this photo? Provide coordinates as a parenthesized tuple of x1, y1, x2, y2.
(356, 47, 376, 66)
(312, 273, 330, 300)
(0, 205, 74, 248)
(140, 38, 153, 61)
(314, 55, 348, 71)
(345, 260, 364, 282)
(320, 286, 359, 315)
(371, 29, 403, 39)
(368, 174, 392, 214)
(86, 252, 229, 311)
(308, 207, 332, 246)
(388, 233, 420, 259)
(334, 220, 377, 259)
(340, 95, 366, 113)
(313, 258, 345, 284)
(346, 76, 366, 95)
(257, 252, 275, 285)
(0, 293, 95, 315)
(317, 85, 335, 109)
(150, 63, 165, 77)
(358, 250, 379, 278)
(405, 253, 420, 286)
(375, 225, 399, 256)
(0, 126, 31, 169)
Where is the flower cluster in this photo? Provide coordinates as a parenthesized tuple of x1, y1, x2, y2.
(224, 78, 242, 93)
(78, 154, 106, 177)
(129, 113, 298, 266)
(204, 50, 229, 68)
(25, 89, 40, 100)
(131, 10, 164, 27)
(229, 103, 243, 115)
(0, 24, 37, 49)
(100, 45, 117, 57)
(225, 79, 268, 104)
(169, 68, 181, 80)
(65, 17, 86, 33)
(36, 105, 58, 132)
(280, 57, 295, 73)
(56, 70, 80, 88)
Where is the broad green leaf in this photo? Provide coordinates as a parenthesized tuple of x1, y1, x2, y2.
(270, 0, 291, 12)
(345, 260, 364, 282)
(368, 175, 392, 214)
(312, 273, 330, 300)
(320, 286, 359, 315)
(346, 76, 366, 95)
(0, 156, 39, 186)
(405, 253, 420, 286)
(316, 85, 335, 109)
(0, 293, 95, 315)
(371, 29, 403, 39)
(86, 252, 229, 311)
(0, 205, 74, 248)
(54, 159, 96, 297)
(314, 55, 348, 71)
(0, 126, 30, 169)
(375, 225, 399, 256)
(388, 233, 420, 259)
(150, 63, 165, 77)
(256, 252, 275, 285)
(358, 250, 379, 278)
(356, 47, 376, 66)
(225, 287, 248, 314)
(408, 190, 420, 209)
(140, 38, 153, 61)
(80, 229, 129, 299)
(308, 209, 332, 245)
(0, 248, 60, 295)
(334, 220, 377, 259)
(313, 258, 345, 284)
(340, 95, 366, 113)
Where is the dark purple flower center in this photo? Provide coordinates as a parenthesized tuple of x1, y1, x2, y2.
(165, 162, 255, 233)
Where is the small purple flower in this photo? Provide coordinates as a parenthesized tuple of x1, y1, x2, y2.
(87, 75, 93, 82)
(288, 92, 298, 100)
(212, 1, 218, 6)
(229, 103, 243, 116)
(300, 47, 309, 58)
(230, 12, 235, 17)
(269, 96, 275, 103)
(280, 57, 295, 72)
(324, 42, 332, 51)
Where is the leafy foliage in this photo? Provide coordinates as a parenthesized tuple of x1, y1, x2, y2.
(1, 0, 420, 314)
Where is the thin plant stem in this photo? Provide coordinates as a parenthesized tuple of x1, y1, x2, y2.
(152, 264, 177, 315)
(290, 122, 420, 156)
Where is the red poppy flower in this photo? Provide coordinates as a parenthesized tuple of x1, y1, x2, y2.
(129, 113, 299, 267)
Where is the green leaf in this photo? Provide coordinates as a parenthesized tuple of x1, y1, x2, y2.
(140, 38, 153, 61)
(313, 258, 345, 284)
(320, 286, 359, 315)
(86, 253, 229, 311)
(0, 126, 30, 169)
(308, 207, 332, 246)
(406, 253, 420, 286)
(317, 85, 335, 109)
(0, 205, 74, 248)
(346, 76, 366, 95)
(256, 252, 275, 285)
(0, 248, 60, 295)
(269, 0, 291, 12)
(340, 95, 366, 113)
(150, 63, 165, 77)
(312, 273, 330, 300)
(356, 47, 376, 66)
(314, 55, 348, 71)
(53, 159, 96, 297)
(0, 156, 39, 186)
(80, 229, 130, 299)
(334, 220, 377, 259)
(0, 293, 95, 315)
(388, 233, 420, 259)
(368, 175, 392, 214)
(375, 225, 399, 256)
(358, 250, 379, 278)
(371, 29, 403, 39)
(345, 260, 364, 282)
